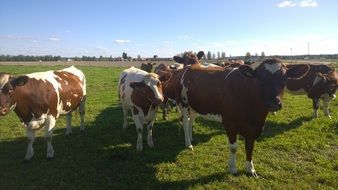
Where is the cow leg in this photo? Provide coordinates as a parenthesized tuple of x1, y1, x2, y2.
(65, 112, 72, 135)
(312, 98, 320, 118)
(162, 98, 168, 120)
(321, 96, 331, 118)
(147, 120, 154, 147)
(79, 97, 86, 131)
(244, 138, 258, 177)
(227, 135, 238, 175)
(189, 111, 197, 142)
(45, 115, 56, 159)
(122, 108, 129, 129)
(132, 114, 143, 151)
(180, 106, 193, 150)
(24, 127, 35, 161)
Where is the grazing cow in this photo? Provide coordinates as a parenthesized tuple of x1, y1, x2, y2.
(0, 72, 13, 90)
(140, 62, 157, 73)
(118, 67, 164, 151)
(286, 63, 338, 118)
(0, 66, 86, 160)
(173, 52, 308, 177)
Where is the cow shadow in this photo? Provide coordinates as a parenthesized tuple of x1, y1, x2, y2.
(257, 116, 313, 141)
(0, 105, 225, 189)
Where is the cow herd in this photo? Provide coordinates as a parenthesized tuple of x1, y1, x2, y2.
(0, 51, 337, 177)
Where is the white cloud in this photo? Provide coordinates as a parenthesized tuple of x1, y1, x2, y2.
(114, 39, 131, 44)
(277, 1, 296, 8)
(277, 0, 317, 8)
(66, 30, 71, 33)
(299, 0, 317, 7)
(49, 37, 60, 42)
(177, 35, 190, 39)
(164, 41, 173, 44)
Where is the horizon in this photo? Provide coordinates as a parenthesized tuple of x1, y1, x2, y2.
(1, 0, 338, 58)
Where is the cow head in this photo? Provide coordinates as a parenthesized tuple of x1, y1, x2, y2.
(173, 51, 204, 67)
(0, 73, 13, 91)
(130, 73, 164, 105)
(238, 58, 289, 111)
(0, 76, 29, 116)
(309, 68, 338, 99)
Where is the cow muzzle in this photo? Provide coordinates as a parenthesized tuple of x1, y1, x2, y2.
(265, 99, 282, 112)
(0, 107, 8, 116)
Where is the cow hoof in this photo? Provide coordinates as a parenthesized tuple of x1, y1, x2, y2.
(147, 140, 154, 148)
(136, 145, 143, 151)
(46, 156, 54, 161)
(246, 171, 258, 178)
(188, 145, 194, 150)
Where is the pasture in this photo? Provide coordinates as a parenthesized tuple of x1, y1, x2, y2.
(0, 64, 337, 189)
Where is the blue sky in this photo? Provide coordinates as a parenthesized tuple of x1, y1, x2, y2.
(0, 0, 337, 57)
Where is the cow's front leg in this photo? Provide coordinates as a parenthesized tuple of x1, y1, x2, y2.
(180, 106, 193, 150)
(321, 96, 332, 118)
(132, 112, 143, 151)
(147, 120, 154, 148)
(122, 108, 129, 129)
(24, 127, 35, 161)
(244, 138, 258, 177)
(45, 115, 56, 159)
(227, 134, 238, 175)
(188, 111, 197, 142)
(312, 98, 320, 118)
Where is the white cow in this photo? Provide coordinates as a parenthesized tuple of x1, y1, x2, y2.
(118, 67, 164, 151)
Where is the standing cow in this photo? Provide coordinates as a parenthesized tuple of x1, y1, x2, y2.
(286, 63, 338, 118)
(0, 66, 86, 160)
(173, 52, 308, 177)
(140, 62, 157, 73)
(118, 67, 164, 151)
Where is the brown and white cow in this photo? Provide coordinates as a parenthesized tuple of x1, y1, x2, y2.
(118, 67, 164, 151)
(0, 66, 86, 160)
(173, 52, 308, 177)
(140, 62, 157, 73)
(286, 63, 338, 118)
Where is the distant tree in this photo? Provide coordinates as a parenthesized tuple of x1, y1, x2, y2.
(261, 51, 265, 59)
(153, 55, 158, 59)
(217, 52, 220, 59)
(212, 53, 216, 60)
(137, 54, 141, 60)
(254, 53, 258, 58)
(221, 52, 226, 59)
(207, 51, 212, 60)
(245, 52, 251, 61)
(122, 52, 128, 60)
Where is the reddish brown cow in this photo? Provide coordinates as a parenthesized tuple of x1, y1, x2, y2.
(286, 63, 338, 118)
(173, 52, 308, 177)
(0, 66, 86, 160)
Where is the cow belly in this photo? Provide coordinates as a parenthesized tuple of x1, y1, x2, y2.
(191, 108, 222, 123)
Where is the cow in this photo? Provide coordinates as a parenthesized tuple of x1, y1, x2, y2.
(140, 62, 157, 73)
(286, 63, 338, 118)
(173, 52, 308, 177)
(118, 67, 164, 151)
(0, 66, 86, 161)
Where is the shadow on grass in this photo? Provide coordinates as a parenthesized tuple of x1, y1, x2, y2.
(0, 105, 225, 189)
(257, 116, 313, 142)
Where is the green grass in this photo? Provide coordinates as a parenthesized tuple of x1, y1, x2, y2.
(0, 65, 337, 190)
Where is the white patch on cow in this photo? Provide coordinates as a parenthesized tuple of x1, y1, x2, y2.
(73, 94, 78, 98)
(181, 84, 188, 104)
(62, 66, 87, 96)
(264, 62, 281, 74)
(27, 114, 47, 130)
(201, 62, 222, 68)
(245, 160, 256, 175)
(144, 75, 163, 101)
(9, 103, 17, 111)
(66, 101, 71, 107)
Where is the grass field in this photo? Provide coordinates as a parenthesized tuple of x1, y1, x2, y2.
(0, 65, 337, 189)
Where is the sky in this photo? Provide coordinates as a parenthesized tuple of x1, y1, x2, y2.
(0, 0, 338, 58)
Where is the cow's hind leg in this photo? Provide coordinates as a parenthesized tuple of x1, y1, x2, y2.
(79, 96, 86, 131)
(244, 138, 258, 177)
(65, 112, 72, 135)
(45, 115, 56, 159)
(312, 98, 320, 118)
(24, 127, 35, 161)
(321, 95, 332, 118)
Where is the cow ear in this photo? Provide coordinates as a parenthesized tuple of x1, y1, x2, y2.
(173, 56, 183, 63)
(197, 51, 205, 60)
(129, 81, 146, 89)
(10, 76, 29, 88)
(238, 65, 255, 78)
(159, 72, 172, 82)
